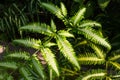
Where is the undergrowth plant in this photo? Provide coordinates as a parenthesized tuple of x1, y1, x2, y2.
(0, 1, 120, 80)
(0, 51, 46, 80)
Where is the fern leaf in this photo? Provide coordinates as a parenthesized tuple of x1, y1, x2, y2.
(82, 71, 106, 80)
(71, 7, 86, 25)
(76, 69, 105, 80)
(109, 55, 120, 61)
(41, 48, 59, 76)
(6, 52, 30, 60)
(13, 38, 41, 49)
(90, 44, 105, 59)
(32, 56, 45, 79)
(56, 35, 80, 69)
(78, 53, 105, 65)
(20, 23, 54, 36)
(60, 2, 67, 17)
(109, 49, 120, 61)
(58, 30, 74, 38)
(79, 20, 101, 28)
(112, 74, 120, 78)
(78, 28, 111, 50)
(0, 62, 18, 69)
(51, 20, 56, 32)
(19, 67, 33, 80)
(44, 42, 56, 47)
(109, 61, 120, 70)
(41, 3, 64, 19)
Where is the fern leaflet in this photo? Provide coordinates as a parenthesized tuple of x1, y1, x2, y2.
(0, 62, 18, 69)
(56, 35, 80, 69)
(77, 28, 111, 50)
(20, 23, 54, 36)
(41, 48, 59, 76)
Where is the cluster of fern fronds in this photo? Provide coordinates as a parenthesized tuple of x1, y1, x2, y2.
(0, 0, 120, 80)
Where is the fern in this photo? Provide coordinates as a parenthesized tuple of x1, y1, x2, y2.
(109, 54, 120, 61)
(6, 51, 30, 60)
(109, 61, 120, 70)
(109, 49, 120, 61)
(41, 48, 59, 76)
(13, 38, 41, 49)
(56, 35, 80, 69)
(77, 28, 111, 50)
(41, 3, 64, 19)
(60, 2, 67, 17)
(78, 20, 102, 28)
(71, 7, 86, 25)
(58, 30, 74, 38)
(81, 69, 106, 80)
(0, 62, 18, 69)
(78, 53, 105, 65)
(19, 67, 33, 80)
(90, 44, 105, 59)
(50, 19, 57, 32)
(32, 55, 45, 79)
(20, 23, 54, 36)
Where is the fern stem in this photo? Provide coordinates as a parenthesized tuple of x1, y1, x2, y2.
(50, 69, 52, 80)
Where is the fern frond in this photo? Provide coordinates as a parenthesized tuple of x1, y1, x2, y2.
(13, 38, 41, 49)
(71, 7, 86, 25)
(78, 20, 101, 28)
(109, 55, 120, 61)
(78, 53, 105, 65)
(0, 62, 18, 69)
(112, 74, 120, 79)
(109, 61, 120, 70)
(6, 51, 30, 60)
(41, 48, 59, 76)
(20, 23, 54, 36)
(81, 69, 106, 80)
(32, 55, 45, 79)
(41, 3, 64, 19)
(56, 35, 80, 69)
(50, 19, 57, 32)
(82, 72, 106, 80)
(44, 42, 56, 47)
(58, 30, 74, 38)
(19, 67, 33, 80)
(109, 49, 120, 61)
(78, 28, 111, 50)
(90, 44, 105, 59)
(60, 2, 67, 17)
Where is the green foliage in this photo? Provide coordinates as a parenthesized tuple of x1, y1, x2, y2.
(56, 35, 80, 69)
(78, 53, 105, 65)
(77, 28, 111, 50)
(0, 62, 18, 69)
(0, 0, 120, 80)
(20, 23, 54, 36)
(0, 51, 47, 80)
(13, 38, 59, 76)
(98, 0, 111, 11)
(71, 7, 86, 25)
(32, 55, 45, 79)
(81, 70, 106, 80)
(19, 67, 33, 80)
(6, 51, 30, 60)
